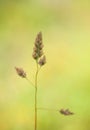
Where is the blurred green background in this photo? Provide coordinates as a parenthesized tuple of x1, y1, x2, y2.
(0, 0, 90, 130)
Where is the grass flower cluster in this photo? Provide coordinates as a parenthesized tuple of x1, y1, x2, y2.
(15, 32, 74, 130)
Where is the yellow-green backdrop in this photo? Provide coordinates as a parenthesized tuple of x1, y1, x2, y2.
(0, 0, 90, 130)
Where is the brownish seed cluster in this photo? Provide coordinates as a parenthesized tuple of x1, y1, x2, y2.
(15, 67, 26, 78)
(32, 32, 46, 66)
(59, 108, 74, 116)
(38, 55, 46, 66)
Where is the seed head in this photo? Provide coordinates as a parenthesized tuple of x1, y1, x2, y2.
(32, 32, 44, 60)
(32, 52, 39, 60)
(59, 108, 74, 116)
(38, 55, 46, 66)
(15, 67, 26, 78)
(35, 32, 42, 45)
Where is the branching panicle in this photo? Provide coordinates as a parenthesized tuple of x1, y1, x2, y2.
(15, 32, 74, 130)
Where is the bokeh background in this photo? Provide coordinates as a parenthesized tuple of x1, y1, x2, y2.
(0, 0, 90, 130)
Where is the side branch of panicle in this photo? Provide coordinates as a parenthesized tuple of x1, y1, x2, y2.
(15, 67, 26, 78)
(59, 108, 74, 116)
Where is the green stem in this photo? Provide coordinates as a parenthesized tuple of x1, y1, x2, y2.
(35, 60, 39, 130)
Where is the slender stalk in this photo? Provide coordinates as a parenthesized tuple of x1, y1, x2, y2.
(34, 60, 39, 130)
(26, 77, 35, 88)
